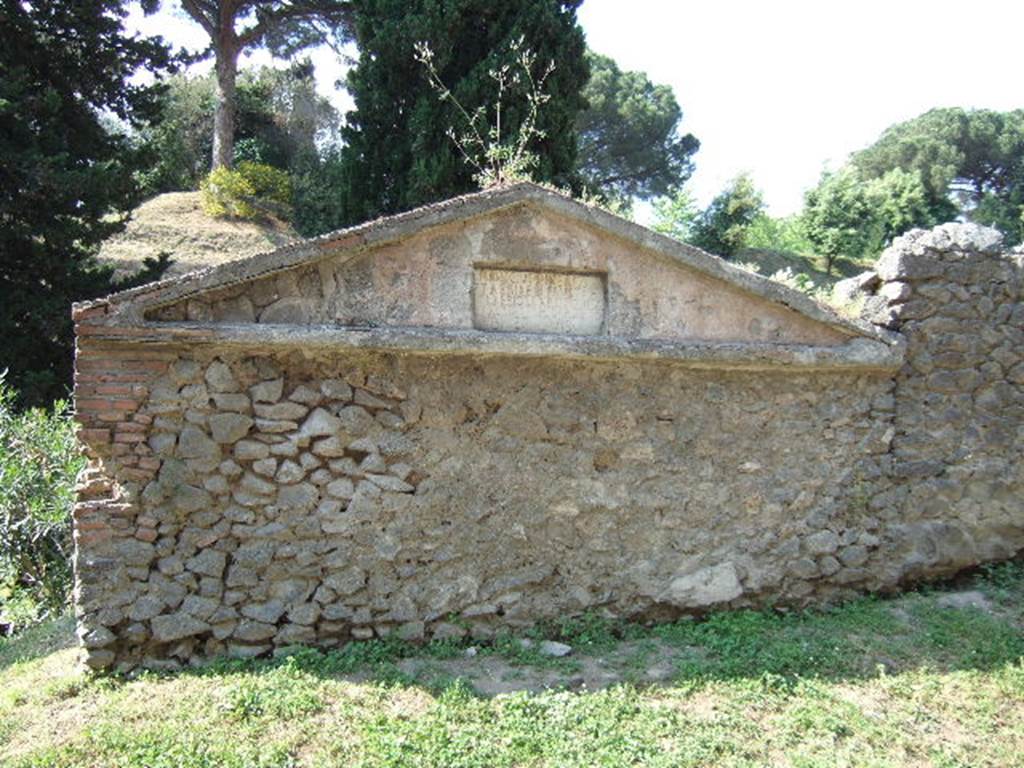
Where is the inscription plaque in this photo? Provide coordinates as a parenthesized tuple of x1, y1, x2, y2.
(473, 266, 606, 335)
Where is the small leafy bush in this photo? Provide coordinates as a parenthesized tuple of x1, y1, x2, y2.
(236, 161, 291, 205)
(0, 379, 83, 632)
(200, 161, 291, 220)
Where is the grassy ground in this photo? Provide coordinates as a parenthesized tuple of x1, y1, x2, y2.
(98, 192, 297, 281)
(2, 563, 1022, 767)
(736, 247, 877, 296)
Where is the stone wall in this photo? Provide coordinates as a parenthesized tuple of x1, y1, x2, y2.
(71, 223, 1024, 671)
(859, 225, 1024, 582)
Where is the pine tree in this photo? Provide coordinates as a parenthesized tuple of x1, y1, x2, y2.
(147, 1, 354, 171)
(336, 0, 588, 226)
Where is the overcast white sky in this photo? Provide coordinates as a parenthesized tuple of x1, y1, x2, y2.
(128, 0, 1023, 215)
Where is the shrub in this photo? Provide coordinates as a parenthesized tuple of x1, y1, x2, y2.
(200, 161, 292, 220)
(0, 379, 83, 632)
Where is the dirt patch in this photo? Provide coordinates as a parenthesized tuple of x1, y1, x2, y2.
(934, 591, 994, 612)
(393, 640, 690, 696)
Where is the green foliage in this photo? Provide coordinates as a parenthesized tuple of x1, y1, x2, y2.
(136, 63, 340, 196)
(201, 167, 258, 218)
(651, 187, 700, 242)
(335, 0, 589, 226)
(768, 267, 823, 299)
(291, 149, 348, 236)
(866, 167, 940, 241)
(200, 162, 292, 220)
(653, 178, 767, 258)
(803, 166, 941, 273)
(236, 161, 292, 206)
(576, 51, 699, 203)
(220, 656, 324, 721)
(144, 1, 354, 171)
(133, 73, 217, 194)
(744, 213, 814, 255)
(798, 107, 1024, 273)
(802, 167, 874, 274)
(0, 0, 174, 407)
(690, 173, 766, 257)
(851, 107, 1024, 244)
(0, 381, 84, 632)
(416, 36, 554, 189)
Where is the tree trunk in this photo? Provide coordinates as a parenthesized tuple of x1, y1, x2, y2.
(212, 42, 239, 170)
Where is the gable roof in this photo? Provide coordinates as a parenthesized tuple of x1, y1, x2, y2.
(80, 182, 877, 340)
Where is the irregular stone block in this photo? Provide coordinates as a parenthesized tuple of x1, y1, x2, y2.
(212, 393, 251, 413)
(804, 530, 840, 555)
(337, 406, 374, 437)
(255, 418, 299, 434)
(277, 482, 319, 510)
(325, 478, 355, 499)
(288, 385, 322, 406)
(275, 460, 305, 484)
(255, 402, 309, 421)
(186, 549, 226, 579)
(324, 566, 365, 596)
(366, 474, 414, 493)
(298, 407, 342, 438)
(287, 603, 321, 626)
(241, 600, 286, 624)
(252, 457, 277, 477)
(172, 484, 212, 514)
(151, 613, 210, 643)
(250, 379, 284, 403)
(312, 435, 349, 457)
(181, 595, 220, 621)
(83, 649, 116, 670)
(79, 626, 116, 649)
(177, 425, 219, 460)
(320, 379, 353, 401)
(209, 413, 254, 443)
(233, 620, 277, 642)
(240, 472, 276, 496)
(539, 640, 572, 657)
(662, 562, 742, 607)
(276, 623, 316, 645)
(204, 361, 239, 393)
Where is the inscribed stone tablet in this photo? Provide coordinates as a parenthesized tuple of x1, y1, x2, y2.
(473, 267, 606, 335)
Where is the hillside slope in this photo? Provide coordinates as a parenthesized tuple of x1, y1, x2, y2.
(99, 192, 299, 280)
(736, 247, 874, 292)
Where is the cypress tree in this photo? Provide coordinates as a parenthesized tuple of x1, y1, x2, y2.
(0, 1, 172, 406)
(336, 0, 588, 226)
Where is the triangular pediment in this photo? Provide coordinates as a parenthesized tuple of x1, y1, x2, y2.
(86, 183, 873, 347)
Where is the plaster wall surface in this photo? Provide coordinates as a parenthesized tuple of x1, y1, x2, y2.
(152, 204, 850, 346)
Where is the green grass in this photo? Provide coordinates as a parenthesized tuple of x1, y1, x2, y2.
(2, 562, 1023, 767)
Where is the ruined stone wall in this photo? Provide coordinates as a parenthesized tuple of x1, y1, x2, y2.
(71, 224, 1024, 671)
(859, 225, 1024, 582)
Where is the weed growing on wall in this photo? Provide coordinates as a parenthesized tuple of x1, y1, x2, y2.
(415, 36, 554, 188)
